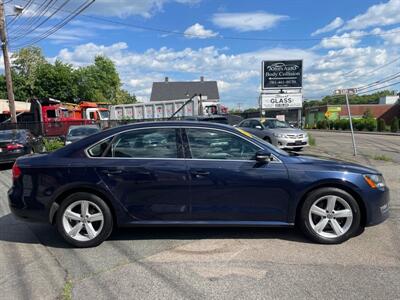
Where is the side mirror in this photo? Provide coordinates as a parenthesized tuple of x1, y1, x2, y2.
(255, 150, 271, 163)
(255, 125, 263, 130)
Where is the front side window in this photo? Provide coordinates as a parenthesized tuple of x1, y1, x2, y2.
(249, 120, 262, 129)
(240, 120, 250, 128)
(186, 128, 259, 160)
(108, 128, 178, 158)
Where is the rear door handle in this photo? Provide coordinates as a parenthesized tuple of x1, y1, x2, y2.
(101, 169, 123, 175)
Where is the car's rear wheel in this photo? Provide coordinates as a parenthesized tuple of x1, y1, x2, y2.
(299, 187, 361, 244)
(56, 192, 113, 248)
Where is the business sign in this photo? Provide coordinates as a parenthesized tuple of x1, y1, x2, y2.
(334, 88, 357, 95)
(262, 60, 303, 89)
(261, 93, 303, 109)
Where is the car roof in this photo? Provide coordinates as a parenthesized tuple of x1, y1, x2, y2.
(68, 125, 100, 130)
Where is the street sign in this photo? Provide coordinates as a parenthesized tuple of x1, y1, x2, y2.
(261, 93, 302, 109)
(334, 88, 357, 95)
(262, 60, 303, 89)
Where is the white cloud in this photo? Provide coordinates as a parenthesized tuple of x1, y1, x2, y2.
(311, 17, 344, 36)
(318, 31, 363, 49)
(51, 41, 400, 104)
(183, 23, 218, 39)
(212, 12, 288, 32)
(342, 0, 400, 30)
(86, 0, 200, 18)
(372, 27, 400, 45)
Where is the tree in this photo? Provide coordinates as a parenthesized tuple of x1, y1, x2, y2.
(76, 55, 121, 102)
(33, 60, 78, 101)
(11, 46, 46, 96)
(114, 89, 137, 104)
(377, 119, 386, 132)
(391, 117, 399, 133)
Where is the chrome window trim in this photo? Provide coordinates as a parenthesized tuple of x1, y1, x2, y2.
(84, 125, 282, 163)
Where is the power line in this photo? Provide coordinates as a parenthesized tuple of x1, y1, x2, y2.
(356, 71, 400, 91)
(357, 80, 400, 94)
(9, 0, 56, 37)
(9, 0, 94, 49)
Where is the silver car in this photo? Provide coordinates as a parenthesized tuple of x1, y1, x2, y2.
(238, 118, 309, 150)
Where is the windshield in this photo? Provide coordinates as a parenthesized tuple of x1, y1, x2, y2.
(0, 130, 23, 141)
(99, 110, 110, 120)
(68, 127, 99, 137)
(235, 128, 289, 156)
(262, 119, 290, 129)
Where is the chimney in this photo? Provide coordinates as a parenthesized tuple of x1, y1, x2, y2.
(200, 76, 204, 82)
(165, 77, 169, 82)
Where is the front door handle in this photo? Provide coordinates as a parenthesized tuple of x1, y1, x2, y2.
(191, 170, 210, 177)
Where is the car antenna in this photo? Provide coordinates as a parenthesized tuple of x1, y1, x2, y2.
(168, 93, 197, 120)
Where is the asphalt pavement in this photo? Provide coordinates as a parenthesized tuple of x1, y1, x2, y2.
(0, 132, 399, 300)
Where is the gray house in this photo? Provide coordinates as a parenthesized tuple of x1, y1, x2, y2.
(150, 77, 220, 102)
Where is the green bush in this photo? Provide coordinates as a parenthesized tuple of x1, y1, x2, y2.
(364, 118, 377, 131)
(377, 119, 386, 132)
(339, 119, 349, 130)
(316, 119, 328, 129)
(391, 117, 399, 132)
(353, 119, 365, 131)
(43, 138, 64, 152)
(333, 119, 341, 130)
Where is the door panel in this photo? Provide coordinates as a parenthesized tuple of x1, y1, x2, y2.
(91, 128, 190, 221)
(184, 128, 290, 222)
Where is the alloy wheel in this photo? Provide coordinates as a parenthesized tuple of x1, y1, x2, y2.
(308, 195, 353, 239)
(62, 200, 104, 242)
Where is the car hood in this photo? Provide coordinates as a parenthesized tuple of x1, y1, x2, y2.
(289, 155, 379, 174)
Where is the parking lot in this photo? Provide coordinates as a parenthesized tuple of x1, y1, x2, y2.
(0, 131, 399, 300)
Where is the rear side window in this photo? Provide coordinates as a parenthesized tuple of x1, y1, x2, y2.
(87, 137, 112, 157)
(107, 128, 178, 158)
(186, 128, 259, 160)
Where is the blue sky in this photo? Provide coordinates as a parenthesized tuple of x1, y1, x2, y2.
(5, 0, 400, 108)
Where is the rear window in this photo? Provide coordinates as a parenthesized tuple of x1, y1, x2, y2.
(0, 130, 24, 140)
(68, 127, 100, 137)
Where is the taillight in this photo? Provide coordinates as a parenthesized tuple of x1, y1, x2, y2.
(12, 163, 22, 180)
(7, 143, 24, 151)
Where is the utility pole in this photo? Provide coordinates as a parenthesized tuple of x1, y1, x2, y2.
(0, 0, 17, 123)
(345, 91, 357, 156)
(334, 88, 357, 156)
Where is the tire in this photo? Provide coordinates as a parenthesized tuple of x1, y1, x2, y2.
(56, 192, 113, 248)
(293, 147, 303, 151)
(299, 187, 361, 244)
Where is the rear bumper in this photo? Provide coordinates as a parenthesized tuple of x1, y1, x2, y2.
(0, 152, 29, 164)
(8, 187, 49, 223)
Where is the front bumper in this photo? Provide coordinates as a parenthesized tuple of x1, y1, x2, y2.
(364, 187, 390, 226)
(274, 137, 309, 149)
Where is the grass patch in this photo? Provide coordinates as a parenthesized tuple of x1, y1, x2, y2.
(372, 154, 393, 162)
(308, 133, 316, 146)
(62, 279, 73, 300)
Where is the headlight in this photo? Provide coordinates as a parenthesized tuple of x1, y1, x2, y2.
(363, 174, 385, 189)
(273, 133, 288, 138)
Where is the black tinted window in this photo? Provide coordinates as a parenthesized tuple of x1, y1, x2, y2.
(240, 121, 250, 128)
(186, 128, 259, 160)
(249, 120, 261, 128)
(109, 128, 178, 158)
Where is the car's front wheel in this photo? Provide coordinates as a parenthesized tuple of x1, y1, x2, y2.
(299, 187, 361, 244)
(56, 192, 113, 248)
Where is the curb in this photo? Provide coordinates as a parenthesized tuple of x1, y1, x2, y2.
(306, 129, 400, 137)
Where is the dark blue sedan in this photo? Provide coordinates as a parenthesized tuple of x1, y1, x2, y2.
(8, 121, 389, 247)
